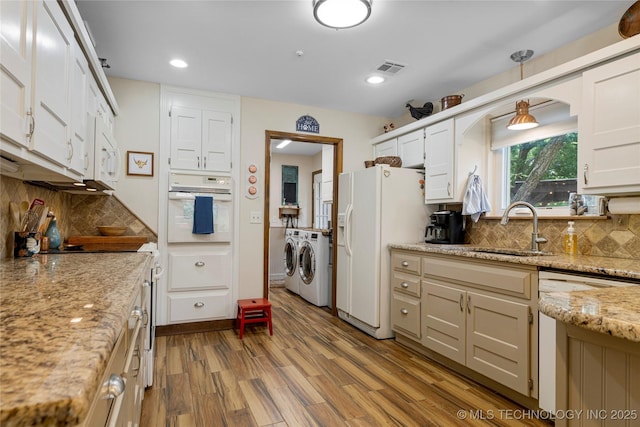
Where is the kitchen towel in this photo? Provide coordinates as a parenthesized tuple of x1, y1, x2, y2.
(192, 196, 214, 234)
(462, 174, 492, 222)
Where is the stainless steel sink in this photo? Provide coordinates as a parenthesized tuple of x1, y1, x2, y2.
(467, 247, 553, 256)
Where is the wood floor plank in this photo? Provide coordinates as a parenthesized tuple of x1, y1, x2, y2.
(238, 378, 283, 425)
(141, 288, 552, 427)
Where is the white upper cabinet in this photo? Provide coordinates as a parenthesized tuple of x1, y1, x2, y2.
(424, 118, 455, 202)
(170, 106, 231, 172)
(0, 0, 33, 147)
(30, 0, 74, 168)
(579, 51, 640, 195)
(69, 40, 88, 175)
(373, 138, 398, 158)
(397, 129, 425, 168)
(322, 145, 333, 203)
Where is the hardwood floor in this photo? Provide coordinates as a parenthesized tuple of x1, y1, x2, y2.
(141, 288, 552, 427)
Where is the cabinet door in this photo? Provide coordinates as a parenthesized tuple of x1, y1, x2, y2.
(465, 291, 530, 395)
(398, 129, 424, 168)
(69, 40, 88, 174)
(321, 145, 333, 203)
(424, 118, 455, 202)
(202, 110, 231, 172)
(422, 280, 466, 365)
(30, 0, 73, 166)
(170, 106, 202, 170)
(579, 52, 640, 194)
(373, 138, 397, 158)
(0, 0, 33, 147)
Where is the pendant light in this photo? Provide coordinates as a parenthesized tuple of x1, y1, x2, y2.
(507, 50, 539, 131)
(313, 0, 372, 29)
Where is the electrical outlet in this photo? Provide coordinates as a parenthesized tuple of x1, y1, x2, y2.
(250, 211, 262, 224)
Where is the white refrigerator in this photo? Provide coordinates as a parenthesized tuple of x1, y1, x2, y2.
(336, 165, 429, 339)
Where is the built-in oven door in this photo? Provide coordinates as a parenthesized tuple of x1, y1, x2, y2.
(167, 191, 232, 243)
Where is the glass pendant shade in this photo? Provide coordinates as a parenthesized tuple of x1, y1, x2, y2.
(507, 100, 539, 130)
(313, 0, 372, 29)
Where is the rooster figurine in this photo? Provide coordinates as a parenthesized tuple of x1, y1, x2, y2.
(406, 101, 433, 120)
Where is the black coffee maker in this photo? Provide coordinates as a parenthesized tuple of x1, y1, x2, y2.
(425, 210, 465, 244)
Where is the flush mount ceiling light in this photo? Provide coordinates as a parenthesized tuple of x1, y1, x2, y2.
(313, 0, 372, 29)
(169, 58, 188, 68)
(366, 75, 385, 85)
(507, 50, 539, 131)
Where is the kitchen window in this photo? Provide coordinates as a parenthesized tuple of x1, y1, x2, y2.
(491, 101, 578, 216)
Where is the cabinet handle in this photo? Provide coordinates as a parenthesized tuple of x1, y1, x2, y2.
(401, 261, 409, 267)
(132, 347, 141, 378)
(143, 280, 150, 287)
(447, 182, 451, 196)
(459, 294, 463, 311)
(401, 282, 409, 288)
(197, 156, 200, 168)
(195, 261, 205, 267)
(66, 140, 73, 161)
(401, 308, 409, 315)
(142, 308, 149, 327)
(204, 156, 207, 169)
(467, 295, 471, 314)
(26, 108, 35, 140)
(583, 163, 589, 185)
(194, 302, 205, 308)
(101, 374, 125, 399)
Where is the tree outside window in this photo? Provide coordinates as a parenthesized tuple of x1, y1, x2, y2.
(508, 132, 577, 207)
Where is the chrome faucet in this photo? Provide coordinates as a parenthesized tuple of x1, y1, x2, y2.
(500, 201, 548, 252)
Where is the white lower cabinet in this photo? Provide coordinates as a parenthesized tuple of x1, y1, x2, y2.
(166, 247, 233, 323)
(391, 249, 538, 401)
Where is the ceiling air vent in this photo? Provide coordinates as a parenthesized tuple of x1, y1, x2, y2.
(376, 61, 406, 75)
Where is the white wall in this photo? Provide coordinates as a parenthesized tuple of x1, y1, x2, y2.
(109, 77, 161, 232)
(270, 152, 317, 228)
(393, 22, 624, 128)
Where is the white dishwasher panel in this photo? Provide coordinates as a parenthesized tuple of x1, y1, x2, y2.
(168, 248, 231, 291)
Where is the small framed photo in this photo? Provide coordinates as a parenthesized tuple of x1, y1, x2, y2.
(127, 151, 154, 176)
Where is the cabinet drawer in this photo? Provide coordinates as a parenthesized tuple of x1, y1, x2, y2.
(168, 251, 231, 291)
(392, 271, 421, 297)
(168, 291, 231, 323)
(391, 252, 421, 275)
(391, 293, 421, 340)
(422, 256, 532, 298)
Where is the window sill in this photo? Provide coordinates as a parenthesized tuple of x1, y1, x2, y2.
(482, 215, 609, 221)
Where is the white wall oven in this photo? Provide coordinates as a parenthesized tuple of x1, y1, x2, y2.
(167, 173, 232, 243)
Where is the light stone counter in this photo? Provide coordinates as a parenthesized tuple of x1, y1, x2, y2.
(0, 252, 151, 426)
(389, 243, 640, 342)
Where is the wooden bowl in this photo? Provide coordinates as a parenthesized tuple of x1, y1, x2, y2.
(97, 226, 127, 236)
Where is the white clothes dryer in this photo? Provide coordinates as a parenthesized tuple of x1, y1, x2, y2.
(283, 229, 301, 294)
(298, 230, 330, 307)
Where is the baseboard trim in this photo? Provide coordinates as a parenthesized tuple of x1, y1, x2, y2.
(156, 319, 235, 336)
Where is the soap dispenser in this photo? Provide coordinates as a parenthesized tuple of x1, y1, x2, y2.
(564, 221, 577, 255)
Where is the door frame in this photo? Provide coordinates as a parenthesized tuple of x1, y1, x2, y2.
(263, 130, 343, 314)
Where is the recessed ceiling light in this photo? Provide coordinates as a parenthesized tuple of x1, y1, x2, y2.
(366, 75, 385, 85)
(276, 139, 292, 149)
(170, 59, 188, 68)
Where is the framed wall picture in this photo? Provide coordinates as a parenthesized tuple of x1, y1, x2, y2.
(127, 151, 154, 176)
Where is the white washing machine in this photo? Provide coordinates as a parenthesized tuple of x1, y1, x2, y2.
(298, 230, 330, 307)
(283, 228, 301, 294)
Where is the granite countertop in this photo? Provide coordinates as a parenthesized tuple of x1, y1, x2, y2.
(390, 243, 640, 342)
(0, 252, 152, 427)
(389, 243, 640, 280)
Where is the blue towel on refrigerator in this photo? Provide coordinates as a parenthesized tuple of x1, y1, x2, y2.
(192, 196, 214, 234)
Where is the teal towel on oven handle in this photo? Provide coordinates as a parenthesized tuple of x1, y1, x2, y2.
(192, 196, 214, 234)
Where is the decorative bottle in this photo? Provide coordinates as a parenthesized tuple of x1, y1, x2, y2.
(564, 221, 577, 255)
(45, 217, 61, 250)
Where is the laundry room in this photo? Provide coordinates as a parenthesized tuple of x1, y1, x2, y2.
(266, 135, 336, 308)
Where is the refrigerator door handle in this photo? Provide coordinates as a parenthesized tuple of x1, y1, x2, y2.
(345, 204, 353, 257)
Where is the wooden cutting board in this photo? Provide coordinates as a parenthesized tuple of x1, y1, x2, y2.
(66, 236, 148, 251)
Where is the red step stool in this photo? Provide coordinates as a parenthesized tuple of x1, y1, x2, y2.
(236, 298, 273, 339)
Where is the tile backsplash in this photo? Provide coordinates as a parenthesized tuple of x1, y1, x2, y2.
(1, 176, 155, 258)
(467, 215, 640, 259)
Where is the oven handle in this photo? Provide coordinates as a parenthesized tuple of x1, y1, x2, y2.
(168, 192, 232, 202)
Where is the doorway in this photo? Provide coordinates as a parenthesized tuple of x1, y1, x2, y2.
(263, 130, 343, 314)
